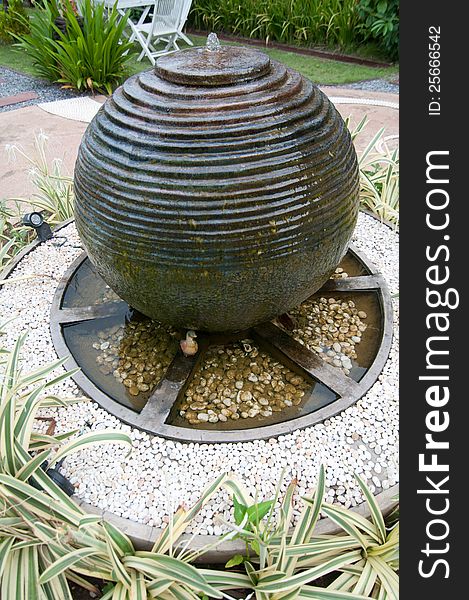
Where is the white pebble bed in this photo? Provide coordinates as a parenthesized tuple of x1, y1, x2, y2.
(0, 213, 398, 534)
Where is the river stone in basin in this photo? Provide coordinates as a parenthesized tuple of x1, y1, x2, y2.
(74, 43, 359, 332)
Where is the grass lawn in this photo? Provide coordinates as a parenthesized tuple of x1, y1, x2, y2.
(0, 43, 38, 77)
(126, 35, 398, 85)
(0, 33, 398, 88)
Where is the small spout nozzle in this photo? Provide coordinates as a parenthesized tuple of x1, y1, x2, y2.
(206, 32, 221, 52)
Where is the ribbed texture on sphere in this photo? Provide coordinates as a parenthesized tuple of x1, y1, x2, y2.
(74, 47, 359, 331)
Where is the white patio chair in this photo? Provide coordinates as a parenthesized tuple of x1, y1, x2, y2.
(133, 0, 194, 65)
(99, 0, 156, 49)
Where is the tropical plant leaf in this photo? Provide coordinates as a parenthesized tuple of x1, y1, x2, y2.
(126, 553, 223, 598)
(298, 585, 370, 599)
(367, 556, 399, 600)
(39, 547, 98, 584)
(321, 505, 371, 551)
(199, 568, 253, 590)
(256, 550, 363, 593)
(225, 554, 244, 568)
(0, 538, 15, 580)
(355, 475, 387, 544)
(233, 494, 247, 526)
(352, 559, 378, 596)
(321, 503, 381, 543)
(48, 430, 132, 467)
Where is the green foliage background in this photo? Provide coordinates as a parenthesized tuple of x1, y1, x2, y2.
(15, 0, 135, 94)
(0, 0, 30, 44)
(357, 0, 399, 60)
(189, 0, 399, 60)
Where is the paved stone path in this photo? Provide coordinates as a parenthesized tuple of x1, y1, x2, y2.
(0, 67, 81, 112)
(0, 90, 39, 108)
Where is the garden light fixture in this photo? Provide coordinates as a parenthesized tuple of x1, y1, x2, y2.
(22, 212, 53, 242)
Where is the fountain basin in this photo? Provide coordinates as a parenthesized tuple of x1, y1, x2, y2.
(50, 242, 392, 443)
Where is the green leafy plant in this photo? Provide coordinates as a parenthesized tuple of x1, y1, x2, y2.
(12, 0, 61, 80)
(346, 116, 399, 227)
(0, 199, 29, 271)
(357, 0, 399, 60)
(0, 360, 399, 600)
(226, 466, 399, 599)
(6, 131, 75, 225)
(0, 0, 29, 44)
(0, 332, 251, 598)
(358, 128, 399, 227)
(1, 132, 75, 274)
(189, 0, 363, 49)
(16, 0, 135, 94)
(0, 327, 135, 598)
(230, 494, 274, 561)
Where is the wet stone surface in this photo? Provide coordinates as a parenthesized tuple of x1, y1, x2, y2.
(179, 340, 309, 425)
(94, 285, 120, 305)
(92, 320, 179, 396)
(75, 42, 359, 333)
(288, 296, 367, 376)
(330, 266, 350, 280)
(275, 267, 368, 376)
(155, 39, 271, 86)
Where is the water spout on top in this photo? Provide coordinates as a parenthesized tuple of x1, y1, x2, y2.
(206, 32, 221, 52)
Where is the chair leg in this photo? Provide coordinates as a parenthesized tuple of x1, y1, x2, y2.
(138, 37, 153, 62)
(131, 26, 156, 65)
(164, 34, 178, 52)
(126, 5, 155, 60)
(177, 30, 193, 46)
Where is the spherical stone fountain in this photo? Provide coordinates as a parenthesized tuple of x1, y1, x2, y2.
(74, 35, 359, 332)
(45, 36, 394, 443)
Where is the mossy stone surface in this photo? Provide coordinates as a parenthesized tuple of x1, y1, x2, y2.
(74, 45, 359, 332)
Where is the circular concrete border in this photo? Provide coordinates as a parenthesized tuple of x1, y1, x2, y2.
(74, 484, 399, 563)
